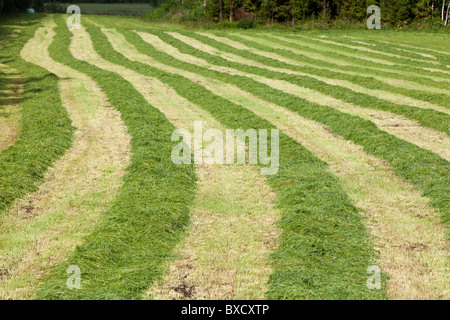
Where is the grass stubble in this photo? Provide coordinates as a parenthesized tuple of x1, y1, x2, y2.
(68, 25, 282, 299)
(0, 18, 131, 299)
(34, 15, 389, 300)
(102, 24, 449, 299)
(0, 14, 447, 300)
(134, 31, 450, 161)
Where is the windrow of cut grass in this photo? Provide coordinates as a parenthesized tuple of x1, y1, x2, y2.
(146, 163, 282, 300)
(342, 38, 439, 61)
(251, 33, 450, 89)
(294, 35, 450, 76)
(100, 25, 450, 239)
(187, 32, 450, 112)
(102, 27, 448, 299)
(367, 38, 450, 60)
(64, 24, 282, 300)
(130, 30, 450, 158)
(0, 17, 132, 299)
(34, 16, 197, 300)
(154, 31, 450, 135)
(267, 34, 450, 95)
(0, 14, 74, 214)
(115, 29, 450, 162)
(335, 36, 443, 61)
(79, 20, 388, 300)
(333, 35, 450, 68)
(219, 31, 450, 88)
(336, 35, 450, 66)
(227, 33, 450, 108)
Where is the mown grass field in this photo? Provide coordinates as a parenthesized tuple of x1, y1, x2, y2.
(0, 13, 448, 300)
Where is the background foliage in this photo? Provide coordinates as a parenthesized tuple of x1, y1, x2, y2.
(1, 1, 448, 33)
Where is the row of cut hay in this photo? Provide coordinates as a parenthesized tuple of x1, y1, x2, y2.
(340, 32, 450, 57)
(286, 34, 450, 76)
(278, 34, 450, 94)
(107, 24, 449, 243)
(0, 17, 131, 299)
(34, 15, 197, 300)
(37, 18, 388, 300)
(63, 24, 282, 300)
(131, 29, 449, 161)
(375, 40, 450, 59)
(341, 36, 440, 61)
(0, 15, 74, 215)
(315, 34, 450, 68)
(191, 32, 450, 110)
(244, 32, 450, 90)
(156, 31, 450, 135)
(131, 29, 450, 160)
(225, 33, 450, 106)
(101, 26, 449, 299)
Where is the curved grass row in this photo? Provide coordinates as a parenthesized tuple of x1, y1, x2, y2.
(187, 31, 450, 111)
(341, 41, 441, 62)
(303, 34, 450, 70)
(124, 30, 449, 161)
(0, 14, 74, 214)
(149, 30, 450, 135)
(284, 34, 450, 76)
(93, 15, 450, 90)
(35, 16, 197, 300)
(273, 33, 450, 92)
(279, 33, 450, 71)
(367, 35, 450, 56)
(78, 21, 388, 300)
(100, 27, 450, 299)
(230, 33, 450, 108)
(217, 31, 450, 90)
(105, 26, 450, 239)
(359, 38, 450, 64)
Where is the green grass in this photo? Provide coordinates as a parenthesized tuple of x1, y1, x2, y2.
(59, 18, 390, 300)
(97, 22, 449, 236)
(209, 30, 450, 90)
(94, 20, 450, 135)
(304, 33, 450, 70)
(356, 33, 450, 59)
(234, 33, 450, 109)
(0, 14, 74, 214)
(173, 31, 450, 134)
(34, 15, 197, 300)
(2, 14, 447, 300)
(279, 32, 450, 79)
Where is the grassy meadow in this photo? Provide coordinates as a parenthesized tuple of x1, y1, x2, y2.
(0, 13, 448, 300)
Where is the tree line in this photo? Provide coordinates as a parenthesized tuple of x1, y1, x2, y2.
(152, 0, 450, 27)
(0, 0, 150, 14)
(205, 0, 450, 26)
(1, 0, 449, 27)
(0, 0, 32, 14)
